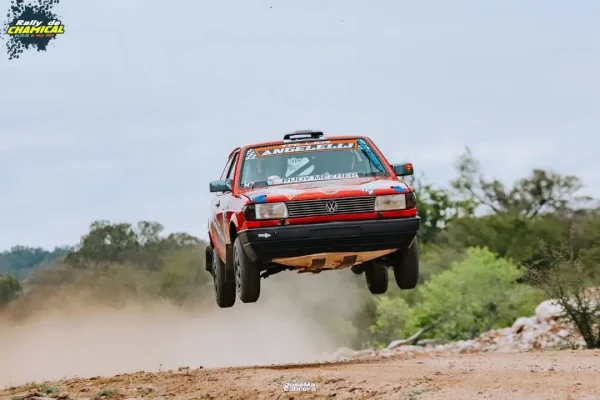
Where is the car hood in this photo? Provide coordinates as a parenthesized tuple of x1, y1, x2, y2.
(241, 176, 412, 203)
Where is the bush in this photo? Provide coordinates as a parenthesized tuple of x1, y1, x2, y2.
(371, 247, 543, 345)
(417, 242, 465, 283)
(369, 295, 412, 347)
(0, 274, 22, 307)
(530, 242, 600, 349)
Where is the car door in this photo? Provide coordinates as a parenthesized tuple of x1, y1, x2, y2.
(210, 153, 235, 256)
(211, 151, 240, 258)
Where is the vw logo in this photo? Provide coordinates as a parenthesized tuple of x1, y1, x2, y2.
(325, 201, 338, 213)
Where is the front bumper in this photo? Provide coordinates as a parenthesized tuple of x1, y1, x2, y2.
(237, 217, 420, 263)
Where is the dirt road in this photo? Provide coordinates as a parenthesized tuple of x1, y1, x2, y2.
(3, 350, 599, 400)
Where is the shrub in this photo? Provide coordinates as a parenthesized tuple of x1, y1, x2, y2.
(371, 247, 543, 344)
(530, 242, 600, 349)
(0, 274, 22, 307)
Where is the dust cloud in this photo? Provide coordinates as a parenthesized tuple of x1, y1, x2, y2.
(0, 270, 369, 387)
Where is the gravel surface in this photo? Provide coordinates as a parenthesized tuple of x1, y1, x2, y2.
(2, 350, 599, 400)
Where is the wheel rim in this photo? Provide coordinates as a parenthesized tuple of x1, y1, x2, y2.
(234, 247, 242, 295)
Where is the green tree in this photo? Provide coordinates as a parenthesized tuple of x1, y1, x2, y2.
(451, 147, 592, 217)
(0, 246, 72, 278)
(0, 274, 22, 307)
(65, 220, 141, 266)
(441, 213, 569, 269)
(65, 220, 204, 272)
(406, 174, 475, 243)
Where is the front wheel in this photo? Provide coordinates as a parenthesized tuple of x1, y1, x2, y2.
(212, 249, 236, 308)
(391, 237, 420, 289)
(364, 261, 388, 295)
(233, 237, 261, 303)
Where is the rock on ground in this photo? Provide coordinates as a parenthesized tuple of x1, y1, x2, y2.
(324, 297, 590, 361)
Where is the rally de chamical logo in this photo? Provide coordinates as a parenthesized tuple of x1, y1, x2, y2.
(3, 0, 65, 60)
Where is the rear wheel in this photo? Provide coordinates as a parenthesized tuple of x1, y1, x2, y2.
(212, 249, 236, 308)
(391, 237, 420, 289)
(364, 261, 388, 294)
(233, 237, 261, 303)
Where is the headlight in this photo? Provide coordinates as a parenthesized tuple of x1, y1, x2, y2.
(374, 194, 415, 211)
(244, 202, 288, 220)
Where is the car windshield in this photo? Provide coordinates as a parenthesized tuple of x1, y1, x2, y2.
(239, 138, 388, 188)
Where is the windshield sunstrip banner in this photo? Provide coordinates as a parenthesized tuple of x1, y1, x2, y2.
(281, 172, 359, 183)
(245, 140, 357, 160)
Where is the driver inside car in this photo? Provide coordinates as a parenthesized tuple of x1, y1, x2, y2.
(311, 150, 357, 175)
(244, 150, 360, 185)
(245, 156, 287, 185)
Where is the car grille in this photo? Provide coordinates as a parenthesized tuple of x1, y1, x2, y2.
(286, 196, 376, 218)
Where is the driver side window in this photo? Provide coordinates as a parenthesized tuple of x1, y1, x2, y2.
(220, 156, 234, 180)
(227, 153, 239, 181)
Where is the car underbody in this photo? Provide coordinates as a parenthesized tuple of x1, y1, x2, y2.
(271, 248, 397, 270)
(257, 247, 405, 279)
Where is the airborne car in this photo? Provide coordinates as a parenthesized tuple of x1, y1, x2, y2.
(206, 130, 420, 308)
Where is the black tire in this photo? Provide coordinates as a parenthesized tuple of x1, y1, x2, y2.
(233, 237, 261, 303)
(391, 237, 420, 289)
(364, 261, 388, 295)
(212, 249, 236, 308)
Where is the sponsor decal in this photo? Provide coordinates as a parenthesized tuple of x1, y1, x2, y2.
(251, 194, 267, 203)
(319, 187, 342, 195)
(391, 184, 409, 193)
(360, 180, 382, 195)
(248, 140, 357, 159)
(274, 189, 302, 200)
(286, 157, 310, 175)
(357, 139, 385, 171)
(281, 172, 359, 183)
(245, 148, 258, 160)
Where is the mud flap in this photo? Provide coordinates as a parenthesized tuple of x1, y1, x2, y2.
(225, 243, 235, 282)
(205, 245, 213, 272)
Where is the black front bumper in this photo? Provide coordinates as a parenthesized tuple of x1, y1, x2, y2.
(237, 217, 420, 263)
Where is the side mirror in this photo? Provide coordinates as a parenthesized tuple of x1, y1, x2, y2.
(209, 179, 233, 193)
(392, 163, 414, 176)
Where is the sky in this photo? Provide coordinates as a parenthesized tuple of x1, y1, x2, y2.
(0, 0, 598, 250)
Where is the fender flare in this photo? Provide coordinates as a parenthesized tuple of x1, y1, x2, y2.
(228, 212, 242, 241)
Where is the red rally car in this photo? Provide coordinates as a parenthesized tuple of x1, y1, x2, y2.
(206, 130, 420, 308)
